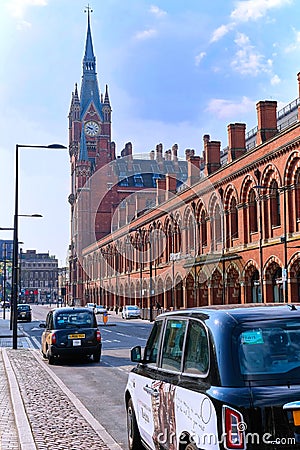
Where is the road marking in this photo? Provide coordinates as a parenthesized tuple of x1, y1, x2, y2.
(24, 337, 35, 349)
(31, 337, 41, 349)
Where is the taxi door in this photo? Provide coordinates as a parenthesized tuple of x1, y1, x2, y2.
(128, 319, 164, 448)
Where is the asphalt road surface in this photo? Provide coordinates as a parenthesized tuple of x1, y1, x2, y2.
(20, 304, 153, 449)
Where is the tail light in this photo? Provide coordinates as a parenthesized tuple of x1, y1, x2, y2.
(51, 332, 57, 345)
(96, 329, 101, 342)
(222, 405, 245, 449)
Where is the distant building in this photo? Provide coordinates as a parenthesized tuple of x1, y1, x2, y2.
(0, 240, 13, 261)
(0, 240, 13, 302)
(20, 250, 58, 303)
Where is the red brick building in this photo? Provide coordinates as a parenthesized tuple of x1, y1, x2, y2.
(69, 10, 300, 312)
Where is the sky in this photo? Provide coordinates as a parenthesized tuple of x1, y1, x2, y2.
(0, 0, 300, 266)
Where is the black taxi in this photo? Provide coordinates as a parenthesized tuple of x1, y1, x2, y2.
(40, 307, 101, 364)
(125, 304, 300, 449)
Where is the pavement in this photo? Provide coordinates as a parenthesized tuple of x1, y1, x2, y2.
(0, 313, 124, 450)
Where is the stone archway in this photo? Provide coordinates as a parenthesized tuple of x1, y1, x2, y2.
(243, 262, 261, 303)
(186, 274, 195, 308)
(211, 269, 223, 305)
(198, 269, 208, 306)
(289, 255, 300, 302)
(264, 259, 282, 303)
(226, 265, 241, 304)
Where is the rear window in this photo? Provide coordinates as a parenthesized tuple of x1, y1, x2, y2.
(18, 305, 30, 311)
(54, 311, 95, 329)
(239, 321, 300, 375)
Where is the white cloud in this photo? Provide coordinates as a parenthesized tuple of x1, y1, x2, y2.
(149, 5, 167, 18)
(210, 0, 292, 43)
(231, 0, 292, 23)
(285, 28, 300, 52)
(195, 51, 206, 66)
(134, 28, 157, 40)
(271, 74, 281, 85)
(6, 0, 47, 19)
(206, 96, 255, 119)
(231, 32, 271, 76)
(210, 23, 234, 43)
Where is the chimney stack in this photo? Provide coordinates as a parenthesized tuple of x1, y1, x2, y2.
(256, 101, 277, 145)
(227, 123, 246, 162)
(203, 135, 221, 176)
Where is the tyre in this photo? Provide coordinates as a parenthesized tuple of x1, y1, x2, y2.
(127, 398, 142, 450)
(47, 348, 55, 365)
(93, 351, 101, 363)
(48, 354, 55, 365)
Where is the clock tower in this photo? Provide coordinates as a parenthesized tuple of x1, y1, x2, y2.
(68, 6, 113, 304)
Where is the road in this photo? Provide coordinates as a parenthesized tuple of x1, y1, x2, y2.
(17, 304, 153, 450)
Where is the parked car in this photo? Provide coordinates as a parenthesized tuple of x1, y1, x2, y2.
(17, 304, 31, 322)
(0, 301, 10, 309)
(85, 303, 107, 314)
(95, 304, 107, 314)
(40, 307, 101, 365)
(125, 304, 300, 450)
(122, 305, 141, 319)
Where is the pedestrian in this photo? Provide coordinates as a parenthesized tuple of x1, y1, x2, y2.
(115, 305, 119, 314)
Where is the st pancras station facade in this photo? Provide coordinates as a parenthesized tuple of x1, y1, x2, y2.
(68, 9, 300, 317)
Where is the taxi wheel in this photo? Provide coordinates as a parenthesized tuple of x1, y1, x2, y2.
(127, 398, 141, 450)
(47, 348, 55, 365)
(48, 354, 55, 365)
(93, 352, 101, 363)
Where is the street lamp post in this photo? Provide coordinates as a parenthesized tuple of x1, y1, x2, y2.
(3, 243, 7, 320)
(254, 184, 289, 304)
(12, 143, 66, 349)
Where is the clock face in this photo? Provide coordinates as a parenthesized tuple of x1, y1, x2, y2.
(84, 121, 100, 136)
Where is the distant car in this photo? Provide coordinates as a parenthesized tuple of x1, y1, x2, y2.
(85, 303, 107, 314)
(85, 302, 97, 312)
(0, 301, 10, 309)
(95, 305, 107, 314)
(126, 304, 300, 450)
(40, 307, 102, 365)
(17, 304, 32, 322)
(122, 305, 141, 319)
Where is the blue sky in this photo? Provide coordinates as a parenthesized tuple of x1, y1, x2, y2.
(0, 0, 299, 265)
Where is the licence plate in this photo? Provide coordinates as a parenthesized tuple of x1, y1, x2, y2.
(68, 334, 85, 339)
(72, 339, 81, 346)
(293, 410, 300, 426)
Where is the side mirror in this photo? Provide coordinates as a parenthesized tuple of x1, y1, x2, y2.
(39, 322, 46, 328)
(131, 345, 142, 363)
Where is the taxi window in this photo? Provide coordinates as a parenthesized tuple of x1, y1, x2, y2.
(144, 320, 163, 365)
(183, 320, 209, 375)
(161, 319, 187, 372)
(54, 311, 94, 329)
(239, 322, 300, 375)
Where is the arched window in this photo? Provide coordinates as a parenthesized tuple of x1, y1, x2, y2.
(200, 210, 207, 248)
(230, 197, 238, 239)
(270, 180, 280, 227)
(295, 169, 300, 226)
(214, 205, 222, 244)
(249, 189, 258, 233)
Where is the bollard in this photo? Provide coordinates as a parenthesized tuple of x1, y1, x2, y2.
(103, 311, 108, 325)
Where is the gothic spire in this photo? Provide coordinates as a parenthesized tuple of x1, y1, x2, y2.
(83, 5, 95, 70)
(104, 84, 110, 106)
(80, 5, 102, 119)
